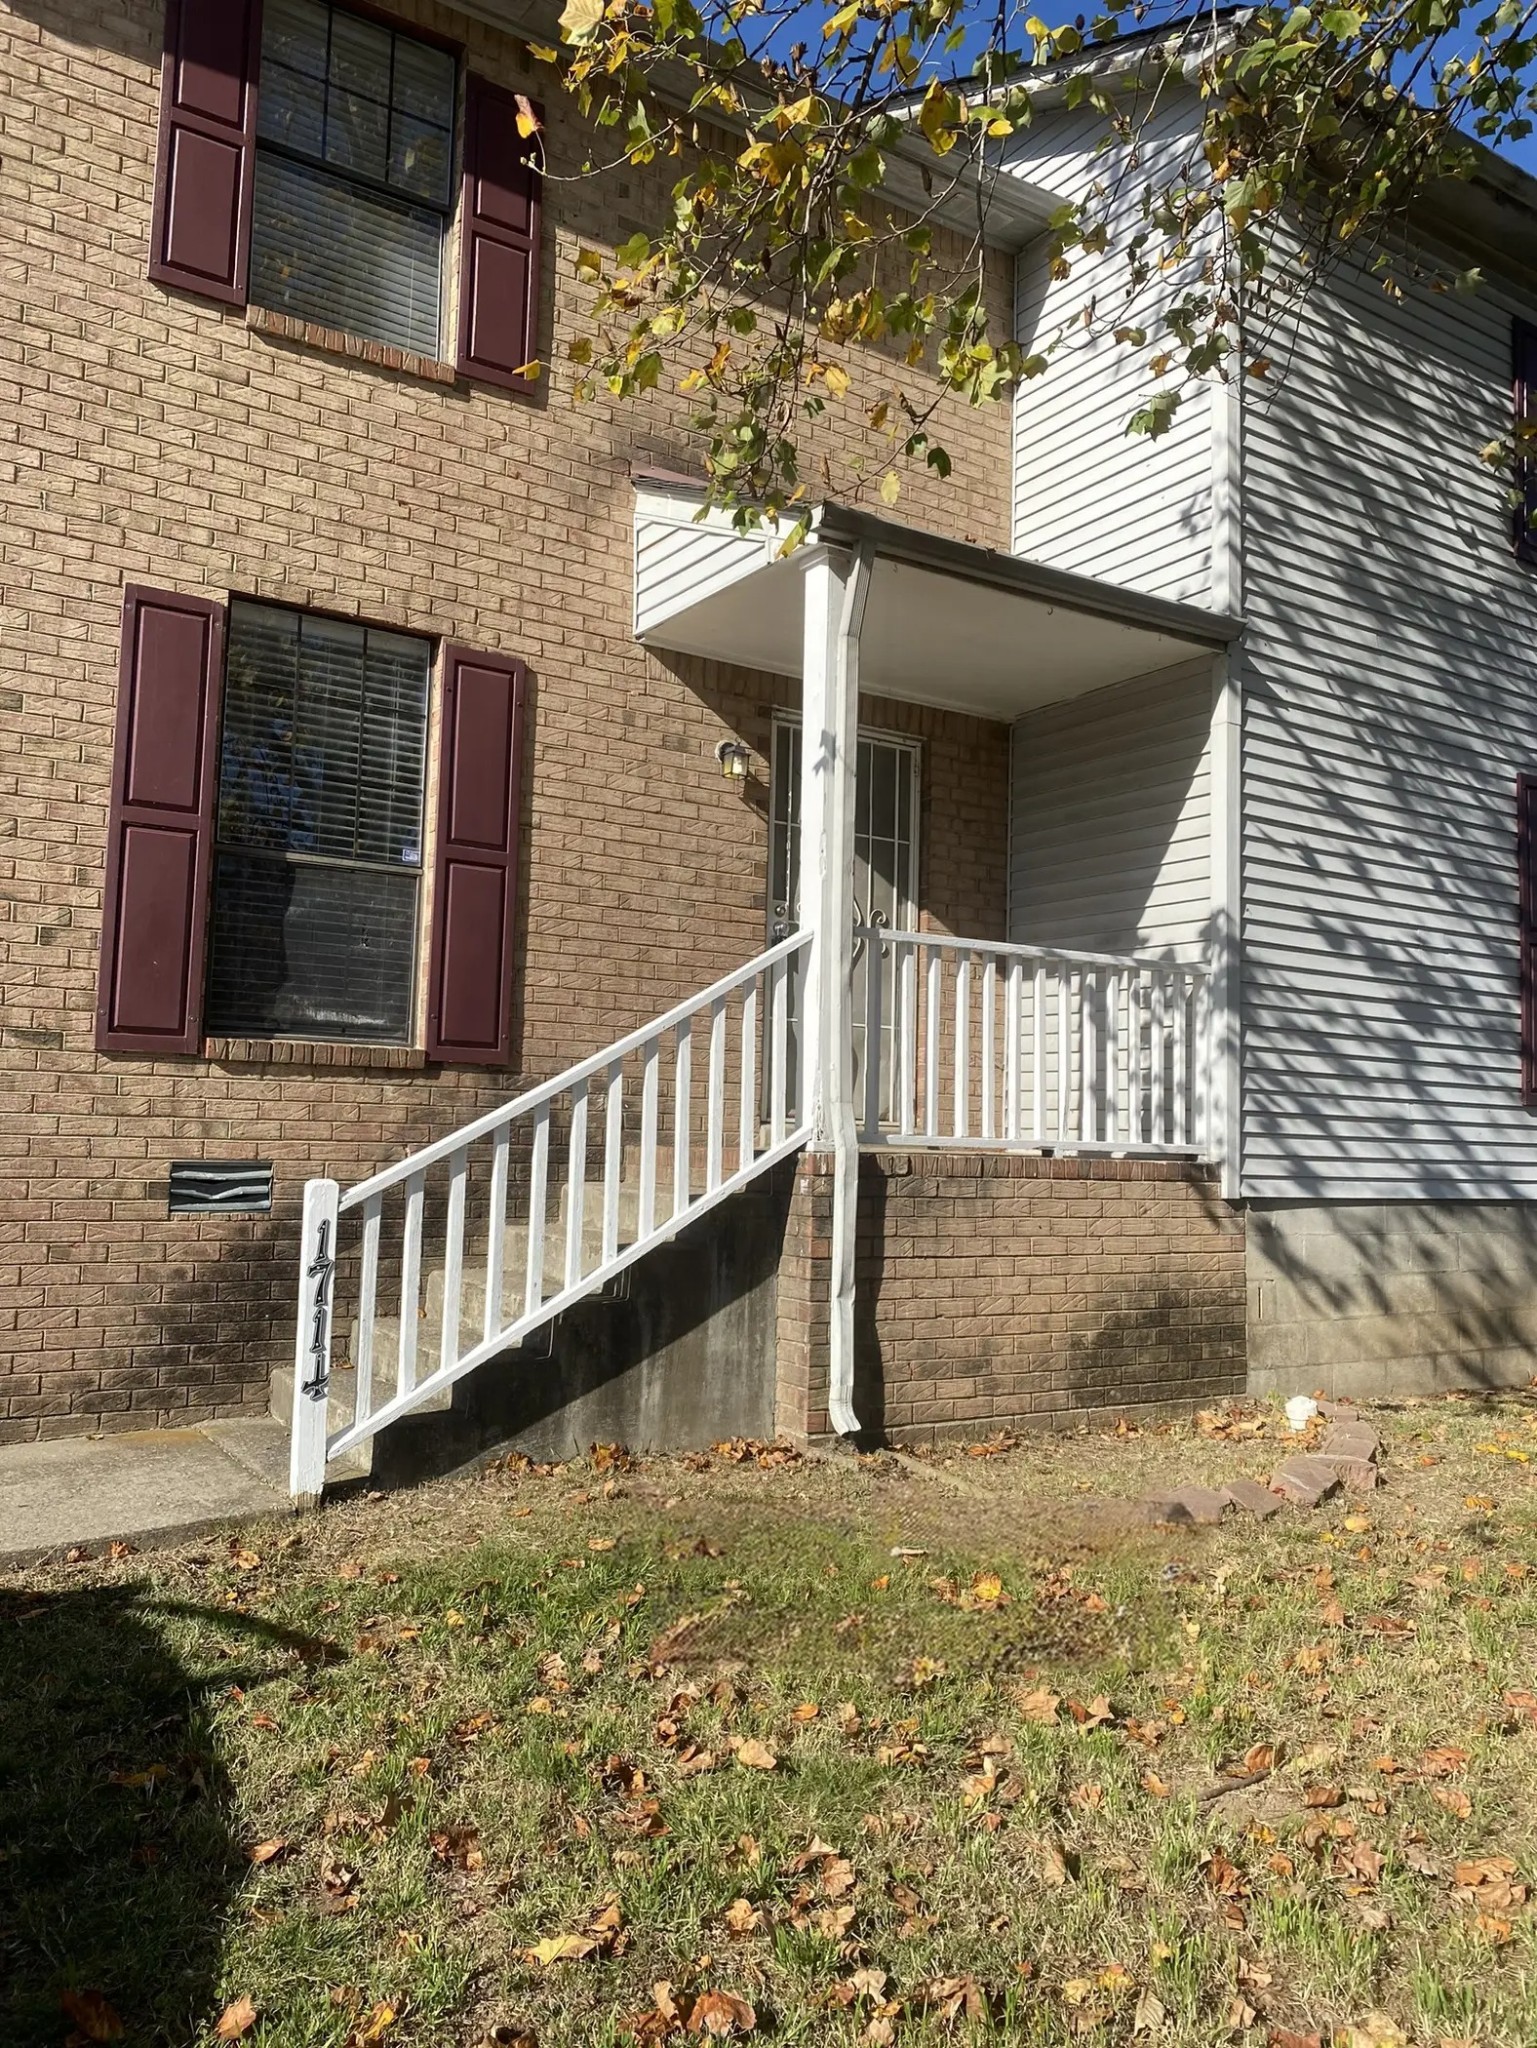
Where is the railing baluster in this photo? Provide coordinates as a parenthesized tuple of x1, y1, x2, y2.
(1105, 970, 1119, 1147)
(484, 1128, 508, 1344)
(1080, 970, 1096, 1144)
(564, 1081, 589, 1290)
(739, 980, 758, 1173)
(355, 1193, 381, 1429)
(770, 960, 788, 1146)
(706, 994, 727, 1193)
(953, 953, 971, 1139)
(1194, 968, 1211, 1157)
(898, 939, 918, 1136)
(525, 1101, 550, 1316)
(638, 1036, 659, 1240)
(1151, 971, 1167, 1146)
(602, 1058, 624, 1263)
(439, 1146, 468, 1377)
(1056, 968, 1071, 1141)
(1173, 971, 1189, 1147)
(398, 1171, 424, 1396)
(1032, 961, 1046, 1144)
(862, 930, 884, 1141)
(924, 945, 941, 1140)
(673, 1019, 693, 1220)
(1127, 973, 1144, 1148)
(1004, 956, 1022, 1143)
(981, 953, 997, 1141)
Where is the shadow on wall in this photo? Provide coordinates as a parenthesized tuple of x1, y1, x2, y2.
(0, 1584, 337, 2043)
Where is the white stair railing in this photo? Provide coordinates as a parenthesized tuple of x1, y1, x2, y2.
(290, 931, 811, 1502)
(855, 929, 1209, 1156)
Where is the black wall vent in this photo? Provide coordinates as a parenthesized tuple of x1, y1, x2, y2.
(168, 1161, 274, 1216)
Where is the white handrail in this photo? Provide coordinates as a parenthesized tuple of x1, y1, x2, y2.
(291, 931, 813, 1502)
(854, 928, 1209, 1159)
(339, 928, 812, 1212)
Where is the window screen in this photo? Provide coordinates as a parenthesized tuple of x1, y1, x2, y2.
(250, 0, 456, 357)
(206, 601, 431, 1043)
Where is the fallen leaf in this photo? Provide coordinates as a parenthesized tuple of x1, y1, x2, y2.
(215, 1995, 259, 2041)
(1432, 1786, 1472, 1818)
(722, 1897, 762, 1935)
(686, 1989, 757, 2036)
(247, 1837, 289, 1864)
(1017, 1686, 1060, 1724)
(527, 1934, 598, 1966)
(59, 1990, 124, 2042)
(735, 1739, 778, 1772)
(1133, 1986, 1167, 2034)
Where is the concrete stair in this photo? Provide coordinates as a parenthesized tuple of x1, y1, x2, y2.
(269, 1179, 645, 1476)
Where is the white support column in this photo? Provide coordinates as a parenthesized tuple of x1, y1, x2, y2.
(799, 540, 871, 1439)
(1209, 366, 1243, 1205)
(1209, 648, 1242, 1201)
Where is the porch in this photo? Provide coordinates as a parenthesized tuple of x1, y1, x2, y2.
(286, 490, 1244, 1496)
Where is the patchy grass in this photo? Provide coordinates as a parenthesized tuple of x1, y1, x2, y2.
(2, 1394, 1536, 2048)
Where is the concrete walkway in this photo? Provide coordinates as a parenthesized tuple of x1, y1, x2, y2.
(0, 1419, 293, 1568)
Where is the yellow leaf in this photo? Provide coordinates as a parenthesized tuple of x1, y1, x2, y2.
(878, 471, 901, 507)
(735, 1737, 778, 1771)
(528, 1933, 599, 1965)
(514, 94, 542, 139)
(823, 364, 850, 400)
(576, 248, 604, 278)
(559, 0, 605, 39)
(528, 42, 561, 61)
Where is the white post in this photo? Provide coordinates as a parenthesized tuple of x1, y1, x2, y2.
(800, 540, 871, 1439)
(1208, 647, 1242, 1200)
(290, 1177, 339, 1506)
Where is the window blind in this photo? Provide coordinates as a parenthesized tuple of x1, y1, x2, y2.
(250, 0, 454, 357)
(207, 601, 430, 1043)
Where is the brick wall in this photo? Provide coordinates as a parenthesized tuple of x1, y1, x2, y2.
(778, 1150, 1247, 1444)
(0, 0, 1014, 1437)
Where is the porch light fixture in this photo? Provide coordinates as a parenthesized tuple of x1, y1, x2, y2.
(715, 738, 751, 781)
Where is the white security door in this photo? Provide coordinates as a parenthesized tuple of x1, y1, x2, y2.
(768, 718, 919, 1124)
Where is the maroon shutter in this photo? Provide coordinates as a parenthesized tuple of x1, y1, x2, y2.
(97, 588, 225, 1055)
(148, 0, 262, 305)
(1516, 322, 1537, 562)
(427, 648, 526, 1064)
(455, 76, 542, 394)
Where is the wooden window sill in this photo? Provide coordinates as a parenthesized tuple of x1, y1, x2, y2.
(204, 1037, 427, 1071)
(245, 304, 458, 386)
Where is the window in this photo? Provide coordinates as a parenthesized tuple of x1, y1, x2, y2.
(1515, 321, 1537, 563)
(205, 601, 431, 1042)
(249, 0, 456, 358)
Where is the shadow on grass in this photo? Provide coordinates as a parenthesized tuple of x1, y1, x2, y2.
(0, 1583, 334, 2047)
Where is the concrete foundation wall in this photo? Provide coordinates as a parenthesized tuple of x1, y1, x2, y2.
(1247, 1201, 1537, 1399)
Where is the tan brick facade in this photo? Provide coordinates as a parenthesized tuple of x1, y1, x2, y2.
(0, 0, 1016, 1437)
(778, 1151, 1246, 1444)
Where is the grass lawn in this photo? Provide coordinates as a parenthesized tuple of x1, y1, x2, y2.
(2, 1393, 1536, 2048)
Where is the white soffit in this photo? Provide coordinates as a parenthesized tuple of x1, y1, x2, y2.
(633, 484, 1238, 720)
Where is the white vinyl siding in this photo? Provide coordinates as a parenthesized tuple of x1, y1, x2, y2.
(1009, 660, 1212, 957)
(1003, 95, 1216, 606)
(1241, 247, 1537, 1198)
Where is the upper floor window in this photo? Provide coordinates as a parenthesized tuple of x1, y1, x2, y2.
(205, 600, 431, 1043)
(250, 0, 457, 359)
(1515, 320, 1537, 564)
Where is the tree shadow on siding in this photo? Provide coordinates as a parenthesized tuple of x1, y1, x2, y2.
(0, 1583, 335, 2046)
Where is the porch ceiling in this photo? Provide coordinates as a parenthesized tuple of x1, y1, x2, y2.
(634, 480, 1242, 720)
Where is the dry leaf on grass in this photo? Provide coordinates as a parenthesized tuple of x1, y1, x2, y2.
(247, 1837, 288, 1864)
(215, 1995, 259, 2041)
(59, 1990, 124, 2042)
(686, 1990, 757, 2037)
(734, 1738, 778, 1772)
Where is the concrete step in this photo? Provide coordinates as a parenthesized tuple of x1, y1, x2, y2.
(421, 1182, 644, 1327)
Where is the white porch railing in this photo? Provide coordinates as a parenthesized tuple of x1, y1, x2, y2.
(855, 929, 1209, 1155)
(290, 930, 811, 1502)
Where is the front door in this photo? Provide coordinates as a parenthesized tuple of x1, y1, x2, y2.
(768, 718, 919, 1123)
